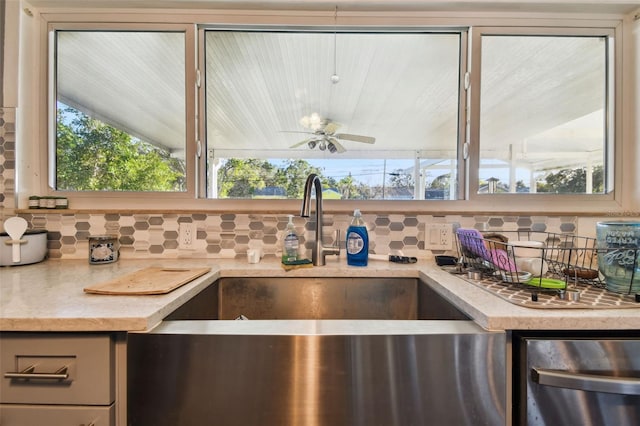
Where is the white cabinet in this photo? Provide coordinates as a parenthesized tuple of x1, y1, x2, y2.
(0, 333, 117, 426)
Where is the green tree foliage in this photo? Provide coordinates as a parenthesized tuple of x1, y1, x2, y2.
(537, 166, 603, 193)
(218, 158, 275, 198)
(337, 174, 357, 199)
(275, 159, 325, 198)
(56, 107, 185, 191)
(389, 170, 414, 189)
(217, 158, 324, 199)
(428, 173, 450, 190)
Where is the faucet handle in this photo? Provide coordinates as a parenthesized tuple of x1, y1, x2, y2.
(318, 229, 341, 263)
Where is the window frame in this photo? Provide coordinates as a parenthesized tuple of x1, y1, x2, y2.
(197, 25, 469, 201)
(467, 25, 620, 204)
(33, 11, 630, 214)
(45, 22, 198, 201)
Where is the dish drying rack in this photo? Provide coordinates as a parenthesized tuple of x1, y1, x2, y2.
(453, 228, 638, 296)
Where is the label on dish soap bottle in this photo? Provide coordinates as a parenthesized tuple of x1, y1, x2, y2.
(347, 232, 365, 255)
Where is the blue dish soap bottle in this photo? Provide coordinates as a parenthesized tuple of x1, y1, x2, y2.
(346, 209, 368, 266)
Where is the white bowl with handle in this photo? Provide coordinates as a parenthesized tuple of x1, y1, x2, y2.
(511, 240, 545, 258)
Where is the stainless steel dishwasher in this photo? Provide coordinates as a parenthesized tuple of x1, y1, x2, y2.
(515, 332, 640, 426)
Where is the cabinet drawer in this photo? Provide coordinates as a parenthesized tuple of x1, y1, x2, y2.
(0, 333, 114, 405)
(0, 403, 115, 426)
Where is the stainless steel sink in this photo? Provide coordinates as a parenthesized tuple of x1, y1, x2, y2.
(165, 277, 470, 321)
(220, 277, 418, 320)
(129, 278, 505, 426)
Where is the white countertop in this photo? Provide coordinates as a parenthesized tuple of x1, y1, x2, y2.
(1, 257, 639, 332)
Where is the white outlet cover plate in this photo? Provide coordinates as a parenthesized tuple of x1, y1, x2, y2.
(425, 223, 453, 250)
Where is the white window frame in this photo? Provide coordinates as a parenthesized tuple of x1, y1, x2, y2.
(467, 26, 619, 207)
(44, 22, 198, 202)
(197, 25, 469, 201)
(26, 10, 632, 214)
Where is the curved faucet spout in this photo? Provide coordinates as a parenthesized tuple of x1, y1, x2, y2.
(301, 173, 322, 218)
(300, 173, 340, 266)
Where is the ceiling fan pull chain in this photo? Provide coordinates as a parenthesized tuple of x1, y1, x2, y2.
(331, 6, 340, 84)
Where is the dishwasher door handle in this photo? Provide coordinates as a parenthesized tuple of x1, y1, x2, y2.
(532, 368, 640, 395)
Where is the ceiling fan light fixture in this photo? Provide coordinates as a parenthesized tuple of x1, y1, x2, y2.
(286, 113, 375, 153)
(309, 113, 323, 130)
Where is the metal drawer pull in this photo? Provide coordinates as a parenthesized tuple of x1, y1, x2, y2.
(4, 365, 69, 380)
(532, 368, 640, 395)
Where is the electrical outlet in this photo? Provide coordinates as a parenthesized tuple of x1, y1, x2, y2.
(425, 223, 453, 251)
(179, 223, 196, 249)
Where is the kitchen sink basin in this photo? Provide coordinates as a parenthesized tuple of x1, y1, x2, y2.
(164, 277, 470, 321)
(130, 278, 503, 426)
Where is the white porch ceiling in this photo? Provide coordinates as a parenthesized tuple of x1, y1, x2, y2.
(57, 31, 186, 156)
(56, 28, 608, 170)
(204, 31, 460, 159)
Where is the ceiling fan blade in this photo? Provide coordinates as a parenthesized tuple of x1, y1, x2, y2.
(335, 133, 376, 144)
(290, 138, 312, 148)
(280, 130, 315, 135)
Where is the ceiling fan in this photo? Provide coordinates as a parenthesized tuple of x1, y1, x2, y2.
(284, 113, 376, 154)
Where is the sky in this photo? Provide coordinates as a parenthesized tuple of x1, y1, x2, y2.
(307, 158, 414, 186)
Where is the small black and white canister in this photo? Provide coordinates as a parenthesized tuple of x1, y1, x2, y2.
(88, 235, 119, 264)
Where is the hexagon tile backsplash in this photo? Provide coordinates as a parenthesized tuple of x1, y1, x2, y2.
(16, 211, 578, 260)
(0, 108, 16, 210)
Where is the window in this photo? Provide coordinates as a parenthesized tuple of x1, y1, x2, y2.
(472, 28, 614, 196)
(203, 29, 462, 200)
(44, 16, 623, 209)
(53, 28, 188, 192)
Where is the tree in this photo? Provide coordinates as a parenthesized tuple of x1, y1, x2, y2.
(338, 174, 357, 199)
(537, 166, 604, 193)
(56, 107, 184, 191)
(429, 173, 451, 190)
(388, 170, 414, 190)
(217, 158, 275, 198)
(273, 159, 324, 198)
(217, 158, 324, 198)
(515, 180, 529, 192)
(356, 182, 376, 199)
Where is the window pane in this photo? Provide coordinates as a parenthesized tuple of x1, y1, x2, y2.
(479, 35, 608, 194)
(204, 30, 460, 200)
(55, 31, 186, 192)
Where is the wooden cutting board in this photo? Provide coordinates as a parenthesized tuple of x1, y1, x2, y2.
(83, 267, 212, 295)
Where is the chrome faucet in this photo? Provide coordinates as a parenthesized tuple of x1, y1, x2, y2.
(300, 173, 341, 266)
